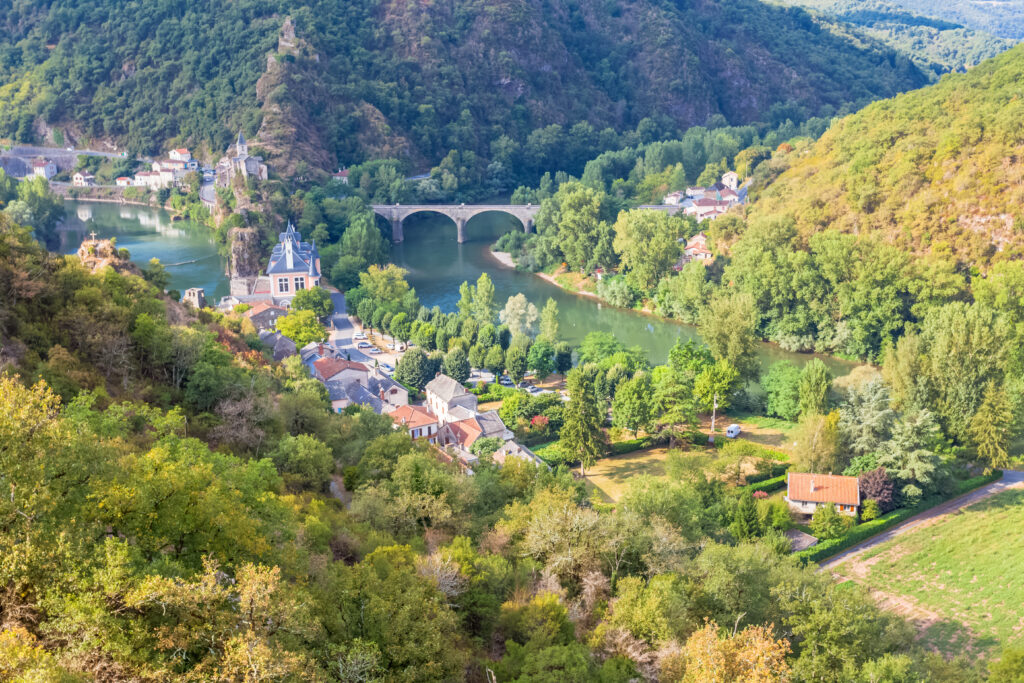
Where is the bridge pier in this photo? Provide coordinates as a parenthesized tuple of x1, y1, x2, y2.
(456, 217, 467, 243)
(524, 218, 534, 234)
(391, 217, 404, 243)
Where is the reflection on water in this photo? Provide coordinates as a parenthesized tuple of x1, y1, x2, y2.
(393, 211, 857, 375)
(60, 201, 229, 300)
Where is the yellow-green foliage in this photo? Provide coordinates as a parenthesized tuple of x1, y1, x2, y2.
(750, 44, 1024, 265)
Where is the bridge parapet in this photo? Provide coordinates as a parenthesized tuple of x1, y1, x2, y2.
(371, 204, 541, 243)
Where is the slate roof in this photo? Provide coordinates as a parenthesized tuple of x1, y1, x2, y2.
(425, 374, 470, 402)
(266, 223, 320, 277)
(787, 473, 860, 506)
(474, 410, 508, 439)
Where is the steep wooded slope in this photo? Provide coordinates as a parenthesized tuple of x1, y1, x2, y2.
(0, 0, 927, 170)
(748, 44, 1024, 265)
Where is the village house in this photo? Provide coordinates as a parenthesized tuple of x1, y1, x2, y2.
(115, 177, 133, 187)
(257, 330, 297, 361)
(425, 374, 479, 424)
(216, 130, 268, 187)
(722, 171, 740, 191)
(72, 171, 95, 187)
(182, 288, 206, 309)
(133, 171, 170, 189)
(313, 357, 370, 387)
(785, 472, 861, 517)
(267, 223, 322, 300)
(390, 404, 440, 443)
(674, 232, 714, 270)
(244, 302, 288, 332)
(332, 169, 349, 184)
(32, 158, 56, 180)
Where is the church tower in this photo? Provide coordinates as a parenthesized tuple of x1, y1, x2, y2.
(236, 130, 248, 158)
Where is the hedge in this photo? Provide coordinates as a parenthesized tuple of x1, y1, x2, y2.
(795, 470, 1004, 564)
(744, 463, 791, 485)
(737, 474, 787, 495)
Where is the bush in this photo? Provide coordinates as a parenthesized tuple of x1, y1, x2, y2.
(737, 474, 787, 495)
(810, 503, 852, 540)
(860, 498, 881, 522)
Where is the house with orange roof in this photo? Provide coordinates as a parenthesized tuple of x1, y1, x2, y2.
(312, 357, 369, 386)
(391, 405, 439, 443)
(785, 472, 860, 517)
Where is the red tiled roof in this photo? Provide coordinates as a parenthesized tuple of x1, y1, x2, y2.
(445, 417, 483, 447)
(244, 302, 286, 317)
(313, 357, 368, 379)
(787, 473, 860, 506)
(391, 405, 437, 430)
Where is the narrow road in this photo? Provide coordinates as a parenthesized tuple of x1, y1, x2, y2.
(9, 145, 125, 159)
(820, 469, 1024, 571)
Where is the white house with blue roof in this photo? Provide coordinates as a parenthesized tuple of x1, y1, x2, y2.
(267, 223, 322, 301)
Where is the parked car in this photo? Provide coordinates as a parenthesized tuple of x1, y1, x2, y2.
(357, 341, 372, 349)
(379, 363, 394, 373)
(353, 332, 367, 340)
(499, 375, 514, 386)
(527, 385, 543, 394)
(369, 347, 383, 355)
(725, 424, 741, 438)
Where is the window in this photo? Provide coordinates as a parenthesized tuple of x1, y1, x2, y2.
(294, 276, 306, 291)
(277, 277, 289, 293)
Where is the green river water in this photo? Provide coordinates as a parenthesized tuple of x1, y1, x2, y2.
(61, 201, 856, 375)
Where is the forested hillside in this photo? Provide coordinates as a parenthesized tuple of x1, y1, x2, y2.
(770, 0, 1014, 75)
(0, 0, 928, 172)
(746, 43, 1024, 265)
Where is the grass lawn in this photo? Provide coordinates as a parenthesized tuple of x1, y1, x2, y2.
(585, 447, 672, 503)
(846, 488, 1024, 658)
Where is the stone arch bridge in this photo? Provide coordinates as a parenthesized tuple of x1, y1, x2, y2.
(371, 204, 541, 243)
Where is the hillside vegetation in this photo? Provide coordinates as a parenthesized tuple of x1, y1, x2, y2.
(0, 0, 927, 172)
(771, 0, 1015, 75)
(747, 43, 1024, 265)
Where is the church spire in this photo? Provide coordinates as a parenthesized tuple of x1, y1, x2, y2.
(236, 130, 247, 157)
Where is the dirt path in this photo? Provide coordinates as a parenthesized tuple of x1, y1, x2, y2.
(820, 470, 1024, 571)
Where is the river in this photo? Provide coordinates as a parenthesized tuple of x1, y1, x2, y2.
(59, 201, 230, 301)
(392, 212, 856, 375)
(60, 201, 855, 375)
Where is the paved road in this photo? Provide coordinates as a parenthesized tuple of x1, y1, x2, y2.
(9, 145, 125, 159)
(820, 469, 1024, 571)
(325, 291, 402, 369)
(199, 176, 216, 207)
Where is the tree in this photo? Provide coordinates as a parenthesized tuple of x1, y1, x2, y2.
(554, 342, 574, 375)
(341, 213, 388, 266)
(810, 503, 851, 540)
(485, 345, 506, 377)
(390, 312, 411, 350)
(680, 621, 791, 683)
(858, 467, 895, 512)
(729, 493, 763, 541)
(395, 347, 432, 390)
(694, 360, 740, 443)
(969, 381, 1015, 473)
(142, 257, 170, 292)
(272, 434, 334, 491)
(506, 345, 529, 384)
(793, 411, 843, 474)
(500, 293, 540, 338)
(277, 309, 326, 347)
(989, 646, 1024, 683)
(839, 379, 895, 458)
(539, 298, 560, 342)
(611, 210, 682, 292)
(611, 372, 652, 437)
(761, 362, 801, 421)
(560, 366, 607, 475)
(470, 436, 504, 459)
(290, 286, 334, 318)
(472, 272, 496, 325)
(527, 339, 555, 380)
(699, 290, 761, 384)
(798, 358, 832, 418)
(442, 347, 470, 384)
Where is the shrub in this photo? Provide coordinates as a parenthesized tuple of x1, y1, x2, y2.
(810, 503, 852, 540)
(859, 467, 895, 511)
(860, 499, 881, 522)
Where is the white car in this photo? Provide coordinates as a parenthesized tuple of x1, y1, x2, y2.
(353, 332, 367, 340)
(725, 424, 742, 438)
(357, 341, 372, 349)
(369, 347, 383, 355)
(380, 363, 394, 373)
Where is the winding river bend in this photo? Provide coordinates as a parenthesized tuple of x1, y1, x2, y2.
(60, 201, 856, 375)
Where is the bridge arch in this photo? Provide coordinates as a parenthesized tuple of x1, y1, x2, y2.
(372, 203, 541, 243)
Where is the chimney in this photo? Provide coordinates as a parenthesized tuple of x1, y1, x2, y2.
(285, 239, 294, 270)
(810, 477, 816, 492)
